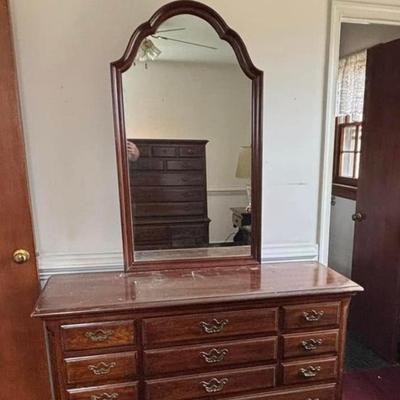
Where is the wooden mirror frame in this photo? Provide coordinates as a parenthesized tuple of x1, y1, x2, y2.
(111, 0, 263, 272)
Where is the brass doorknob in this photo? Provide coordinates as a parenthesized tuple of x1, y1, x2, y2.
(13, 249, 30, 264)
(352, 212, 366, 222)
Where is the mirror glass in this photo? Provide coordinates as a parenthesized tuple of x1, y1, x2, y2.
(122, 14, 252, 262)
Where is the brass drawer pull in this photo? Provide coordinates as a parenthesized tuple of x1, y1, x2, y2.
(200, 319, 229, 334)
(299, 365, 321, 378)
(200, 348, 229, 363)
(306, 398, 320, 400)
(88, 361, 116, 376)
(85, 329, 114, 342)
(301, 338, 323, 351)
(201, 377, 229, 393)
(91, 394, 119, 400)
(303, 310, 325, 322)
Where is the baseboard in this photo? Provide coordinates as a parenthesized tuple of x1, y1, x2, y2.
(38, 243, 319, 282)
(38, 251, 124, 283)
(261, 243, 319, 262)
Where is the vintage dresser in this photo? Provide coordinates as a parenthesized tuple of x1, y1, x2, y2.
(128, 139, 210, 251)
(33, 262, 362, 400)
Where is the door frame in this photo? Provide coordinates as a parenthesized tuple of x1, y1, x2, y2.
(318, 0, 400, 264)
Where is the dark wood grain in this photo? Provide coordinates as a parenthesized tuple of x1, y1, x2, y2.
(145, 366, 276, 400)
(224, 384, 336, 400)
(350, 38, 400, 363)
(0, 1, 52, 398)
(110, 0, 263, 271)
(144, 337, 277, 375)
(61, 320, 135, 351)
(283, 302, 341, 330)
(282, 329, 339, 359)
(65, 351, 138, 385)
(282, 356, 338, 386)
(67, 382, 138, 400)
(142, 308, 278, 345)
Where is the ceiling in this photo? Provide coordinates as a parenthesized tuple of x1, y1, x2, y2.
(147, 15, 239, 64)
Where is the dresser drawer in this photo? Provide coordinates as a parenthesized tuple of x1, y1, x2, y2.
(282, 357, 338, 385)
(67, 382, 138, 400)
(225, 384, 336, 400)
(135, 202, 205, 217)
(65, 352, 138, 385)
(283, 330, 339, 359)
(130, 158, 164, 171)
(166, 159, 204, 170)
(131, 172, 204, 186)
(135, 225, 169, 244)
(145, 366, 276, 400)
(142, 308, 278, 346)
(179, 145, 204, 157)
(283, 302, 340, 330)
(133, 187, 204, 203)
(144, 337, 277, 375)
(61, 321, 135, 351)
(152, 146, 178, 157)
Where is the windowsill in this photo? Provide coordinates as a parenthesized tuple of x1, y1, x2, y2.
(332, 183, 357, 200)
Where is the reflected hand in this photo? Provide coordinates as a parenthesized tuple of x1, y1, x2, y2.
(127, 141, 140, 162)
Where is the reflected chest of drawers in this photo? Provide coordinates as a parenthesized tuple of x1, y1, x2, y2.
(33, 263, 362, 400)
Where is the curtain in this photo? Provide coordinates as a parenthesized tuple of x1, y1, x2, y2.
(336, 50, 367, 122)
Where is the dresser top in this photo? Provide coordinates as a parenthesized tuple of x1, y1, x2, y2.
(33, 262, 362, 318)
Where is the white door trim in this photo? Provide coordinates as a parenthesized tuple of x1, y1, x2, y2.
(318, 0, 400, 264)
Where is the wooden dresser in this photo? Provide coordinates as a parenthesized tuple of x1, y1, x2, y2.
(33, 262, 362, 400)
(128, 139, 210, 250)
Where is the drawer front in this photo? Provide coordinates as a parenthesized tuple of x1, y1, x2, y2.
(130, 158, 164, 171)
(67, 382, 138, 400)
(131, 173, 204, 186)
(135, 144, 151, 157)
(145, 366, 276, 400)
(225, 384, 336, 400)
(179, 145, 204, 157)
(144, 337, 277, 375)
(133, 187, 204, 203)
(61, 321, 135, 351)
(143, 308, 278, 346)
(135, 202, 205, 218)
(283, 330, 339, 359)
(65, 352, 137, 385)
(166, 159, 204, 171)
(152, 146, 178, 158)
(134, 225, 169, 244)
(282, 357, 338, 385)
(283, 302, 340, 330)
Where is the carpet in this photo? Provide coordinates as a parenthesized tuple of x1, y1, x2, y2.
(343, 367, 400, 400)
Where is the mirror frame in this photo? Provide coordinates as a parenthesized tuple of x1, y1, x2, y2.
(111, 0, 263, 272)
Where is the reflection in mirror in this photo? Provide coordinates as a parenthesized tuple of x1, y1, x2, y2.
(122, 14, 252, 262)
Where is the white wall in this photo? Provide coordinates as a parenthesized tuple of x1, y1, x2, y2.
(124, 61, 250, 243)
(9, 0, 333, 277)
(340, 22, 400, 57)
(328, 197, 356, 277)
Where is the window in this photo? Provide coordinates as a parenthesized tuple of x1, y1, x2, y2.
(333, 50, 366, 200)
(332, 116, 362, 199)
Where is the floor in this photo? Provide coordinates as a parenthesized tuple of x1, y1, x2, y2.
(343, 334, 399, 400)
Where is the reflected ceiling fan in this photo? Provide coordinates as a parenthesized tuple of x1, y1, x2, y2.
(136, 27, 217, 67)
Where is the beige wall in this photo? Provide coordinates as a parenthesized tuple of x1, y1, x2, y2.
(10, 0, 334, 274)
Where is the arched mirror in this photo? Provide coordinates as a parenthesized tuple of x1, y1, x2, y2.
(111, 0, 263, 271)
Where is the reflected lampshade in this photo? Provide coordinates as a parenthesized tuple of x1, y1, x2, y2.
(235, 146, 251, 179)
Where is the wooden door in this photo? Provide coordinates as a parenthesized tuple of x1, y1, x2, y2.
(0, 0, 52, 397)
(350, 38, 400, 363)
